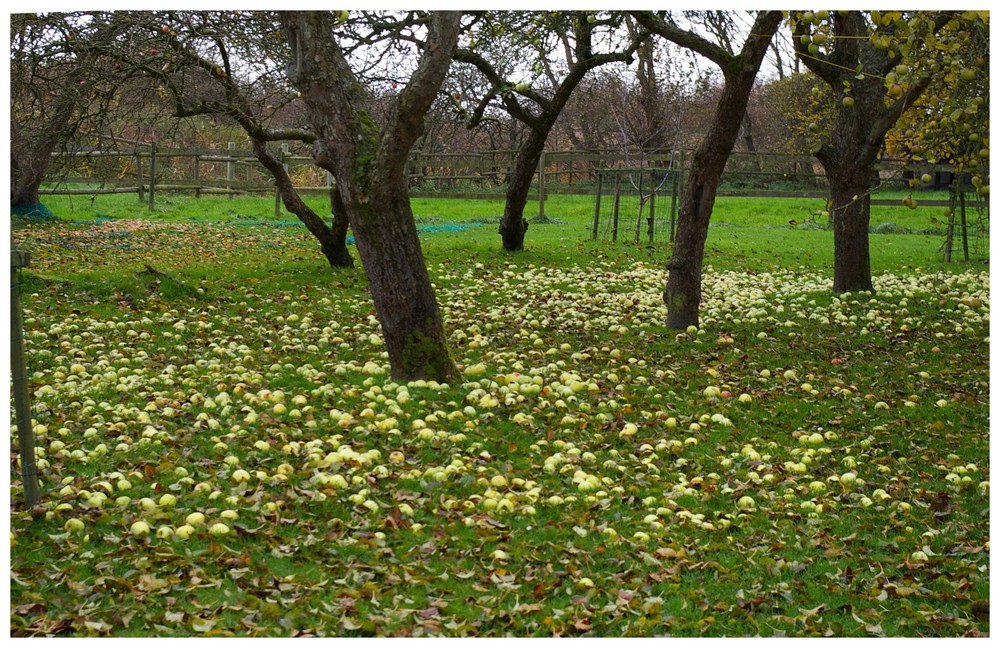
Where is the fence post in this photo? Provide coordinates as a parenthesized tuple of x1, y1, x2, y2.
(227, 142, 236, 199)
(194, 154, 201, 199)
(275, 143, 289, 218)
(537, 150, 547, 219)
(648, 174, 656, 243)
(136, 150, 144, 202)
(959, 190, 969, 262)
(670, 151, 684, 242)
(611, 173, 621, 243)
(147, 141, 157, 210)
(945, 188, 956, 262)
(12, 250, 42, 507)
(592, 170, 603, 240)
(634, 170, 644, 243)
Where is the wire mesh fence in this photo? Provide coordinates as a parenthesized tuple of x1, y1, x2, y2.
(591, 167, 678, 244)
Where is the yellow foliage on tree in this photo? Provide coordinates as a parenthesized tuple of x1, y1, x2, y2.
(887, 12, 989, 196)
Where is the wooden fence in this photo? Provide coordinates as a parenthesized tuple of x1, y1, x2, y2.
(42, 143, 987, 217)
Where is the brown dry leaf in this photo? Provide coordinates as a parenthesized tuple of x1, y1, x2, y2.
(417, 607, 440, 620)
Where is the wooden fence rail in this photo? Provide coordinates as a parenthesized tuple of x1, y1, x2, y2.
(41, 143, 988, 216)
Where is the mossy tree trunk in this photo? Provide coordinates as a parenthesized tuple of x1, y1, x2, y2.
(282, 10, 460, 381)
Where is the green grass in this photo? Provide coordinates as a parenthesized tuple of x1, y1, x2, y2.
(10, 191, 989, 637)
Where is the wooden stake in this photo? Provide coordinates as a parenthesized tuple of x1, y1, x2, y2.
(11, 250, 42, 507)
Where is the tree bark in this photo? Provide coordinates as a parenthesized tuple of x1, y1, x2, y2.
(10, 83, 83, 207)
(251, 138, 353, 268)
(828, 171, 874, 293)
(498, 128, 546, 251)
(353, 173, 455, 379)
(664, 169, 718, 329)
(282, 10, 459, 382)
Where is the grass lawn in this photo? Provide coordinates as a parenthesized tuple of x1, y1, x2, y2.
(9, 191, 989, 637)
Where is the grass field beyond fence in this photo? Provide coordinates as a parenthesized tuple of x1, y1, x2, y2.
(9, 191, 990, 637)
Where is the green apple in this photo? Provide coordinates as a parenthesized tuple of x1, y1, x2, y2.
(130, 520, 151, 537)
(174, 524, 196, 540)
(64, 518, 85, 532)
(209, 523, 230, 536)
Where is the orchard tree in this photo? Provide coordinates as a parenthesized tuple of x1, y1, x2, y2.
(10, 13, 131, 209)
(559, 36, 710, 155)
(68, 10, 354, 267)
(631, 10, 783, 329)
(453, 11, 650, 251)
(281, 10, 461, 381)
(790, 10, 981, 293)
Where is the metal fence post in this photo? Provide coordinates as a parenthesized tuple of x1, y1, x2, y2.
(12, 250, 42, 507)
(648, 174, 656, 243)
(538, 150, 547, 219)
(592, 170, 603, 241)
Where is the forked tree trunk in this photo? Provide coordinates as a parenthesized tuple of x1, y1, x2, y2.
(281, 10, 459, 382)
(793, 11, 958, 298)
(458, 15, 649, 252)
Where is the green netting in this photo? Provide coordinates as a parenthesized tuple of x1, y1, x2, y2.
(12, 202, 57, 223)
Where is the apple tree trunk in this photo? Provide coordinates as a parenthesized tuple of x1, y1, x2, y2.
(791, 11, 961, 295)
(498, 129, 547, 251)
(632, 10, 783, 330)
(825, 166, 876, 293)
(349, 174, 454, 380)
(281, 10, 458, 382)
(252, 139, 353, 268)
(663, 65, 770, 329)
(10, 102, 76, 209)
